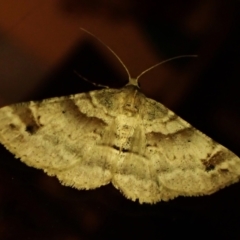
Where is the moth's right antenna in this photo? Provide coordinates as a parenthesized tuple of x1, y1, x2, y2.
(80, 28, 132, 82)
(136, 55, 198, 82)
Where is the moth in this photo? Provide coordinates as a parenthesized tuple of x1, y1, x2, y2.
(0, 31, 239, 204)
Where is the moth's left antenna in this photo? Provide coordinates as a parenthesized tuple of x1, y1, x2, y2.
(80, 28, 132, 82)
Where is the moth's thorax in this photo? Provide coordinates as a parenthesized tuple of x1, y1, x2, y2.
(120, 85, 144, 116)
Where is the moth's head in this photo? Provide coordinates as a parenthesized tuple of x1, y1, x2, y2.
(125, 77, 140, 88)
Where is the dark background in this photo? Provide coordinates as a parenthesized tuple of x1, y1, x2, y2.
(0, 0, 240, 239)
